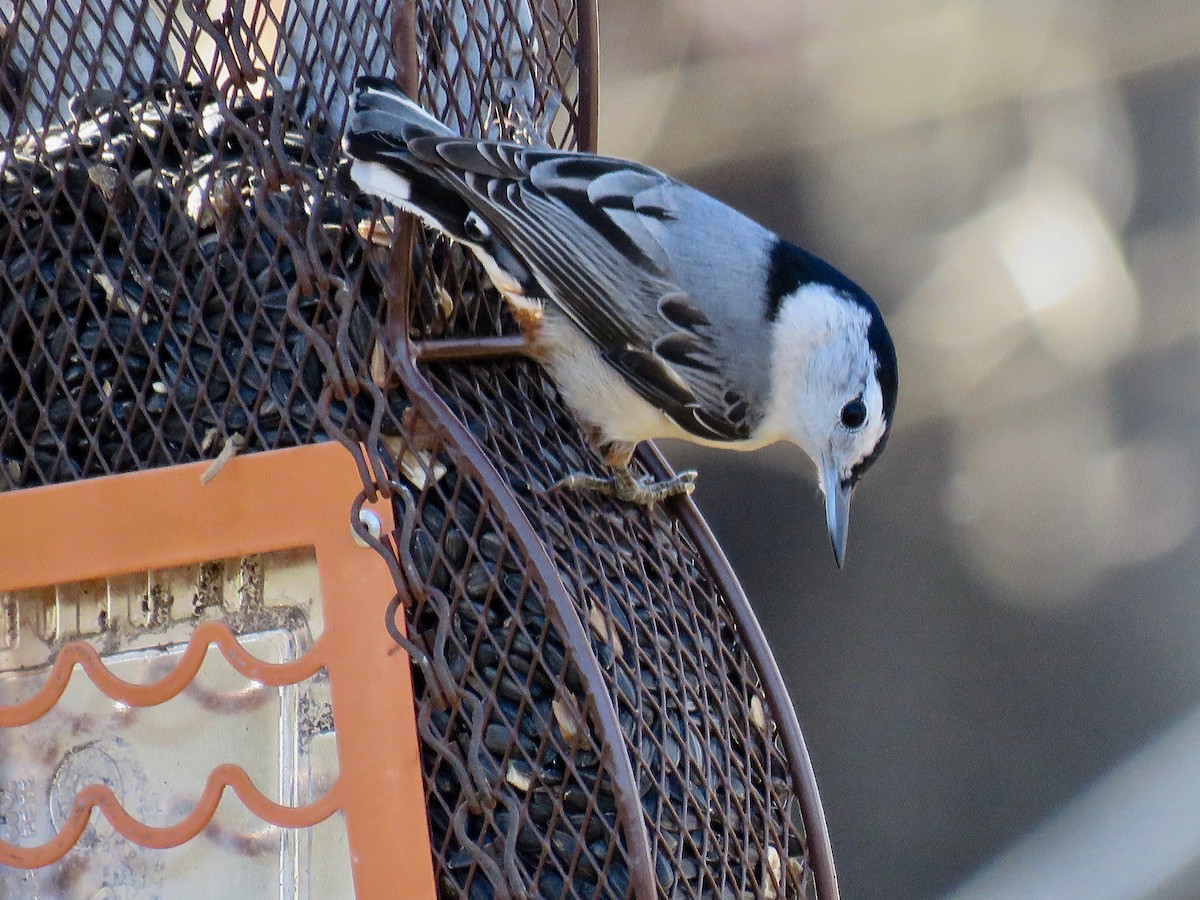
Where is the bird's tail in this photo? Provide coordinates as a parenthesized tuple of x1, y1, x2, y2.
(343, 76, 473, 239)
(346, 76, 457, 146)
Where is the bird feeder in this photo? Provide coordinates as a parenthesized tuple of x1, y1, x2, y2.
(0, 1, 837, 897)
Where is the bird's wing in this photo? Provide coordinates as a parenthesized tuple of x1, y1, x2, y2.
(406, 136, 757, 441)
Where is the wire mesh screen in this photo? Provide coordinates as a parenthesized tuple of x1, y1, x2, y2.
(0, 1, 834, 898)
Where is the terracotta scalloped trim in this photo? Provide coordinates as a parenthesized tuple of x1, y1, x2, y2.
(0, 762, 344, 868)
(0, 620, 329, 727)
(0, 620, 340, 868)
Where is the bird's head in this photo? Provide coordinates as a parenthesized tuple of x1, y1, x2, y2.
(764, 255, 897, 567)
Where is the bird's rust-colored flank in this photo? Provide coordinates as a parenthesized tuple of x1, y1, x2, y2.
(508, 297, 546, 355)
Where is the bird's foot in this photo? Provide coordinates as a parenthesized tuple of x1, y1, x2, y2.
(551, 466, 697, 506)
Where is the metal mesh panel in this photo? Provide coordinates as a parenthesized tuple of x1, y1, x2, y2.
(424, 358, 808, 897)
(1, 1, 834, 897)
(1, 0, 400, 485)
(393, 462, 641, 897)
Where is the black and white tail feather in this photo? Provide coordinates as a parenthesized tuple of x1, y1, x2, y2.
(343, 76, 898, 567)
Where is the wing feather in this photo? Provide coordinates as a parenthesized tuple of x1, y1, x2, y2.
(404, 137, 754, 440)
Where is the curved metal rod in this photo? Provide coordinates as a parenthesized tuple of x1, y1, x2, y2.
(394, 349, 660, 900)
(0, 764, 344, 869)
(0, 621, 329, 727)
(636, 443, 840, 900)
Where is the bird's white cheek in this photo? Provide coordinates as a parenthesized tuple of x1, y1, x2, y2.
(861, 416, 888, 459)
(790, 392, 836, 460)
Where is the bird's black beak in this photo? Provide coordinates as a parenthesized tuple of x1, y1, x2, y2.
(820, 454, 852, 568)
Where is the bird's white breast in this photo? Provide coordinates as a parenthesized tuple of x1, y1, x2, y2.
(533, 309, 683, 445)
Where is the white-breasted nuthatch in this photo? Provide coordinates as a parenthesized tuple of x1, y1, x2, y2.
(344, 77, 897, 566)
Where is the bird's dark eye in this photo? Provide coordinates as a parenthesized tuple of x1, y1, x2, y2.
(840, 397, 867, 430)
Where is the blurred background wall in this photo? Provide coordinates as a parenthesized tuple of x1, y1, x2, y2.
(594, 1, 1200, 897)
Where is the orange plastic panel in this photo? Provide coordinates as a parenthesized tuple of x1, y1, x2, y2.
(0, 443, 436, 900)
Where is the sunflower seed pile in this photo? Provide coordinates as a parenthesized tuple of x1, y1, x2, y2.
(0, 83, 399, 489)
(423, 358, 812, 899)
(396, 465, 635, 899)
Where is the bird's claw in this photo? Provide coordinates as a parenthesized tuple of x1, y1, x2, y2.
(551, 467, 697, 506)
